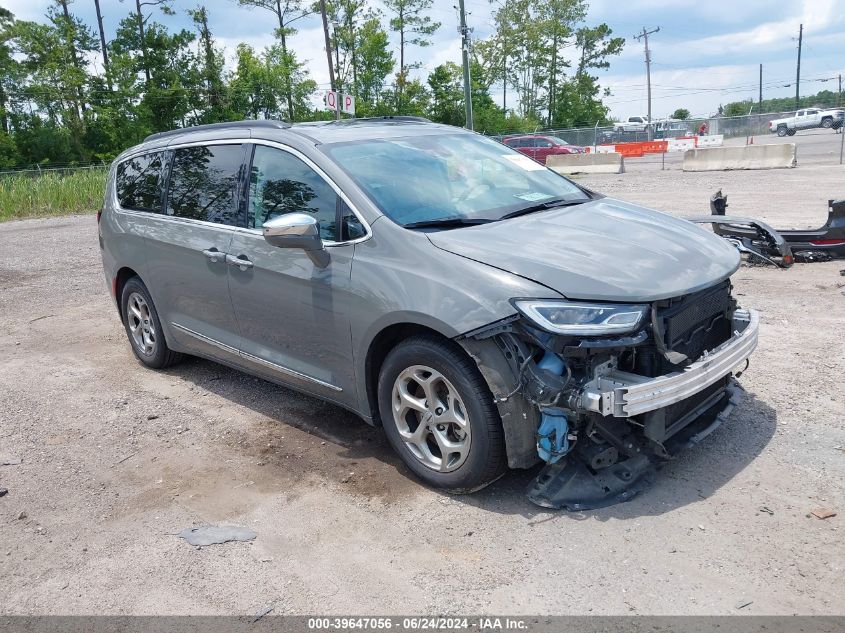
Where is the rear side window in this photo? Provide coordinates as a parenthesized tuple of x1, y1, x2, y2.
(166, 144, 244, 226)
(116, 152, 164, 212)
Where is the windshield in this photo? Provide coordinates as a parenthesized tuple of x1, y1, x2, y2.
(547, 136, 570, 145)
(323, 133, 590, 227)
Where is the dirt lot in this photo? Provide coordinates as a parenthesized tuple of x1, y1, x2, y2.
(1, 139, 844, 615)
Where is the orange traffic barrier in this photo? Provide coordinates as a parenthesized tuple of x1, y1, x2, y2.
(614, 143, 645, 158)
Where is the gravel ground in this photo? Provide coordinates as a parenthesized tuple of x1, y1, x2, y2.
(1, 144, 844, 615)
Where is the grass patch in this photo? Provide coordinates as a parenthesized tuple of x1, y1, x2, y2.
(0, 168, 108, 222)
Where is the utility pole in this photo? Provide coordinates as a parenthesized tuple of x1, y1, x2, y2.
(838, 74, 842, 107)
(795, 23, 803, 109)
(458, 0, 474, 130)
(318, 0, 339, 120)
(759, 64, 763, 106)
(502, 53, 506, 116)
(319, 2, 336, 89)
(634, 26, 659, 141)
(93, 0, 112, 91)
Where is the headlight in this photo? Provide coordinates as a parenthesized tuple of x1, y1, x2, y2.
(514, 300, 648, 336)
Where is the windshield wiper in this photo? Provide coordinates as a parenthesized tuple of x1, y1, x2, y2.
(499, 197, 589, 221)
(402, 217, 493, 230)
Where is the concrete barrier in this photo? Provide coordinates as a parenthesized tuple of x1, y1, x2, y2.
(667, 138, 696, 152)
(547, 152, 624, 174)
(697, 134, 724, 148)
(682, 143, 796, 172)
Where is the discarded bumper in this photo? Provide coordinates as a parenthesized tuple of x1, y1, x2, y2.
(582, 309, 759, 418)
(710, 191, 845, 260)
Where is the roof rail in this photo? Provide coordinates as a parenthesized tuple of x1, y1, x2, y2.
(143, 119, 292, 143)
(318, 116, 433, 125)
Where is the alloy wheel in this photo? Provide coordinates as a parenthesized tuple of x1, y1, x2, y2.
(126, 292, 156, 356)
(391, 365, 471, 472)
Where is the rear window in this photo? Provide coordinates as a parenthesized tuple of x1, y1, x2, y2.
(166, 144, 244, 226)
(116, 152, 164, 212)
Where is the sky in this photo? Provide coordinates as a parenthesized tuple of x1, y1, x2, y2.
(4, 0, 845, 120)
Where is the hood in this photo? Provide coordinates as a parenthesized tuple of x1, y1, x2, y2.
(427, 198, 740, 302)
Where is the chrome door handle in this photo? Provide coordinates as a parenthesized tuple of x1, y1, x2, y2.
(226, 254, 254, 270)
(202, 248, 225, 263)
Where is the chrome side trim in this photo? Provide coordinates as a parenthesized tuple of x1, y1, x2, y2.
(171, 322, 342, 393)
(239, 351, 343, 392)
(583, 309, 759, 417)
(171, 322, 239, 355)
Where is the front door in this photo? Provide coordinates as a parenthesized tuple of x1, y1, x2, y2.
(534, 138, 555, 164)
(144, 143, 247, 361)
(226, 143, 361, 405)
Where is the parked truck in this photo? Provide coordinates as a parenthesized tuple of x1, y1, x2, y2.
(769, 107, 844, 136)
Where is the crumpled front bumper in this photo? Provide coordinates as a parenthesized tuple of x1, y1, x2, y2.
(582, 309, 759, 418)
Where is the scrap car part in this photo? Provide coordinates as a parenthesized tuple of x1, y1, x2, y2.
(687, 192, 793, 267)
(710, 190, 845, 260)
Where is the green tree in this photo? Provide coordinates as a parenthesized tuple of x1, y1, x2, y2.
(549, 22, 622, 126)
(354, 15, 394, 112)
(188, 6, 227, 124)
(235, 0, 312, 118)
(382, 0, 439, 110)
(228, 42, 315, 121)
(13, 4, 98, 162)
(672, 108, 690, 120)
(111, 15, 197, 133)
(540, 0, 586, 125)
(0, 7, 20, 135)
(124, 0, 173, 84)
(229, 44, 272, 119)
(427, 63, 464, 126)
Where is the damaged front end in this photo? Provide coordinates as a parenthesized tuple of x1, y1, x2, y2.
(460, 280, 759, 510)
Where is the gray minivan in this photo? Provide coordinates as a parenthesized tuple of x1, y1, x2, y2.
(99, 118, 759, 509)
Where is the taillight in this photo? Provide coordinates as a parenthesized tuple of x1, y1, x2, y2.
(810, 239, 845, 245)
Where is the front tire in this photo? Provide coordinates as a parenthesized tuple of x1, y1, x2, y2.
(821, 118, 832, 128)
(377, 335, 507, 492)
(121, 277, 183, 369)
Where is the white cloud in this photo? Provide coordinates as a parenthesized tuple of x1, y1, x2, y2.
(3, 0, 51, 21)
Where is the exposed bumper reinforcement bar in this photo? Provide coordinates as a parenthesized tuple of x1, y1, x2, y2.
(583, 309, 759, 417)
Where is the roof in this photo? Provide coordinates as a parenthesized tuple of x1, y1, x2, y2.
(140, 116, 465, 146)
(114, 117, 470, 164)
(143, 119, 291, 142)
(290, 117, 463, 144)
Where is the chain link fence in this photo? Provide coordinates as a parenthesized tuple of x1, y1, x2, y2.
(491, 110, 844, 147)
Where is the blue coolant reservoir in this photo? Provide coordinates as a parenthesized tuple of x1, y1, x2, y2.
(536, 351, 570, 463)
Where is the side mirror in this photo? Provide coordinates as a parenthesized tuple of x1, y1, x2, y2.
(262, 213, 329, 268)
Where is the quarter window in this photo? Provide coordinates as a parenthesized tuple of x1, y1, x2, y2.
(247, 145, 341, 241)
(166, 144, 244, 226)
(116, 152, 164, 212)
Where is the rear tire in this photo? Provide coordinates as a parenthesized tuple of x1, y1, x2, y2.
(776, 126, 787, 137)
(121, 277, 183, 369)
(377, 335, 507, 493)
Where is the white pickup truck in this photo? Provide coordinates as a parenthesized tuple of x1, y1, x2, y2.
(769, 107, 844, 136)
(614, 115, 650, 132)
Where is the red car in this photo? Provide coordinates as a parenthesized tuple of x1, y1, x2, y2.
(502, 134, 584, 165)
